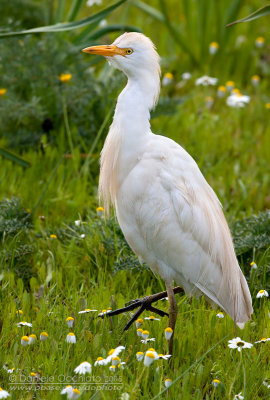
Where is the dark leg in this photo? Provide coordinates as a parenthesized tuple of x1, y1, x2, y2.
(166, 283, 178, 356)
(99, 286, 183, 331)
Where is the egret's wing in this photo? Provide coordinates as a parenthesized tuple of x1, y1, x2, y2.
(122, 135, 252, 325)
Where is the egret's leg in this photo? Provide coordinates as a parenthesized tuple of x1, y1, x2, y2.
(166, 283, 178, 356)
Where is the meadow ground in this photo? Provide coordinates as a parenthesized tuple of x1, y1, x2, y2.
(0, 0, 270, 399)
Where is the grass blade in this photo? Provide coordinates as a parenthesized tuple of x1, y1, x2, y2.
(151, 334, 229, 399)
(131, 0, 165, 22)
(67, 0, 84, 22)
(87, 24, 141, 41)
(227, 4, 270, 26)
(0, 148, 30, 168)
(0, 0, 127, 38)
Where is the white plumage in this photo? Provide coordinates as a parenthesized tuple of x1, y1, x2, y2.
(83, 32, 253, 328)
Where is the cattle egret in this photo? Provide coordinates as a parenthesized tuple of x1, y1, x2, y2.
(82, 33, 253, 354)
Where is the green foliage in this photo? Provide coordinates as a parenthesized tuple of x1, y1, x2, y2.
(227, 4, 270, 26)
(0, 198, 32, 238)
(232, 211, 270, 256)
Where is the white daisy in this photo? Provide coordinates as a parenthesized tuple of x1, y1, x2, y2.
(104, 346, 125, 365)
(109, 365, 116, 372)
(144, 351, 156, 367)
(256, 290, 269, 298)
(94, 357, 107, 366)
(137, 329, 143, 337)
(182, 72, 192, 81)
(255, 337, 270, 344)
(66, 317, 74, 328)
(141, 330, 149, 340)
(162, 72, 173, 86)
(40, 332, 48, 341)
(0, 388, 10, 398)
(74, 361, 92, 375)
(255, 37, 265, 48)
(61, 385, 73, 395)
(226, 94, 250, 108)
(80, 234, 86, 239)
(234, 392, 244, 400)
(74, 220, 81, 226)
(66, 333, 76, 344)
(212, 379, 221, 387)
(164, 327, 173, 340)
(158, 354, 172, 360)
(28, 334, 37, 345)
(78, 309, 97, 314)
(141, 338, 155, 344)
(21, 336, 29, 346)
(195, 75, 218, 86)
(228, 337, 253, 352)
(164, 378, 172, 388)
(98, 308, 112, 317)
(136, 352, 144, 361)
(86, 0, 102, 7)
(17, 321, 32, 327)
(216, 312, 224, 319)
(250, 261, 257, 270)
(209, 42, 219, 55)
(135, 318, 144, 328)
(144, 316, 160, 321)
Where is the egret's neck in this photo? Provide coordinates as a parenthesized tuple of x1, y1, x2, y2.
(113, 70, 160, 138)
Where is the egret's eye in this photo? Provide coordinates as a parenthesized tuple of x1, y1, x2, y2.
(125, 48, 133, 55)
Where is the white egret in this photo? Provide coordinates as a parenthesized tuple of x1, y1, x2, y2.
(82, 33, 253, 353)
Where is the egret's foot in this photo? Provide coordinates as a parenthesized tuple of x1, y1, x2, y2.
(100, 286, 183, 331)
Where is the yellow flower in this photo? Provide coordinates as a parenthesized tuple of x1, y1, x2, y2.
(209, 42, 219, 54)
(232, 88, 241, 95)
(0, 88, 7, 96)
(16, 310, 23, 315)
(50, 234, 57, 239)
(58, 73, 72, 83)
(265, 103, 270, 110)
(164, 72, 173, 80)
(217, 85, 227, 98)
(255, 37, 265, 48)
(226, 81, 235, 90)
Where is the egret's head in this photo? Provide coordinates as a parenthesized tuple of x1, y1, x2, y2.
(82, 32, 160, 79)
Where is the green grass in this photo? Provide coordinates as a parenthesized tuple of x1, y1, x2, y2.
(0, 0, 270, 398)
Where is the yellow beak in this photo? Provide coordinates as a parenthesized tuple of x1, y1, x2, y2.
(82, 45, 124, 57)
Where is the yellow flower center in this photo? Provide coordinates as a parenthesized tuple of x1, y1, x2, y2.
(218, 86, 226, 92)
(22, 336, 29, 341)
(66, 317, 74, 321)
(50, 234, 57, 239)
(259, 290, 265, 294)
(236, 341, 245, 347)
(145, 351, 155, 359)
(210, 42, 219, 48)
(41, 332, 48, 337)
(97, 357, 104, 361)
(165, 327, 173, 332)
(164, 72, 173, 79)
(73, 389, 80, 394)
(96, 206, 104, 212)
(266, 103, 270, 109)
(67, 332, 75, 336)
(213, 379, 220, 384)
(0, 88, 7, 96)
(58, 73, 72, 83)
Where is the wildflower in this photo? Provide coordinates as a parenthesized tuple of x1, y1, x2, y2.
(265, 103, 270, 110)
(234, 392, 244, 400)
(251, 75, 260, 86)
(162, 72, 173, 86)
(232, 88, 241, 95)
(135, 318, 143, 328)
(164, 378, 172, 388)
(109, 365, 116, 372)
(256, 290, 269, 298)
(209, 42, 219, 55)
(74, 220, 81, 226)
(226, 94, 250, 108)
(216, 312, 224, 319)
(74, 361, 92, 375)
(250, 261, 257, 270)
(136, 351, 144, 361)
(158, 354, 172, 360)
(29, 334, 37, 345)
(61, 385, 73, 395)
(94, 357, 106, 366)
(142, 330, 149, 340)
(0, 388, 10, 398)
(226, 81, 235, 91)
(144, 351, 156, 367)
(144, 316, 160, 321)
(96, 206, 104, 216)
(80, 234, 85, 239)
(0, 89, 7, 96)
(255, 37, 265, 48)
(21, 336, 29, 346)
(66, 333, 76, 344)
(40, 332, 48, 341)
(120, 394, 130, 400)
(212, 379, 221, 387)
(16, 310, 23, 316)
(87, 0, 102, 7)
(78, 308, 97, 314)
(99, 19, 107, 28)
(182, 72, 192, 81)
(141, 338, 155, 344)
(255, 337, 270, 344)
(50, 234, 57, 239)
(228, 337, 253, 352)
(263, 379, 270, 388)
(217, 86, 227, 98)
(137, 328, 143, 337)
(17, 321, 32, 327)
(164, 327, 173, 340)
(58, 73, 72, 83)
(111, 356, 120, 366)
(66, 317, 74, 328)
(105, 346, 125, 364)
(71, 389, 80, 399)
(98, 308, 112, 317)
(205, 96, 214, 109)
(195, 75, 218, 86)
(7, 368, 15, 374)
